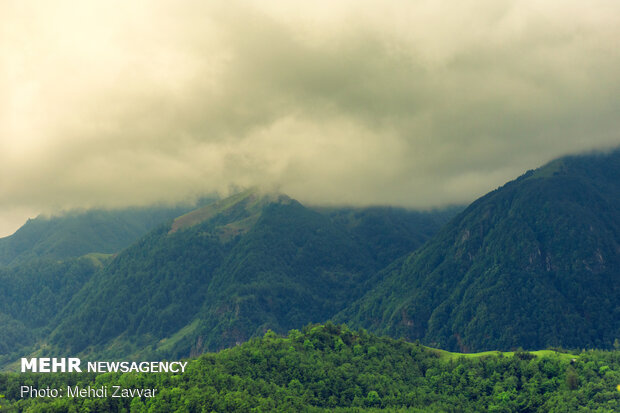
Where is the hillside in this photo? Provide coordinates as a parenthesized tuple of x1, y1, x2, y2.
(0, 255, 105, 367)
(315, 205, 459, 268)
(2, 324, 618, 412)
(40, 190, 452, 361)
(0, 204, 207, 266)
(339, 149, 620, 352)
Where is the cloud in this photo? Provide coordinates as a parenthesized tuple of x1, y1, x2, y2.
(1, 0, 619, 234)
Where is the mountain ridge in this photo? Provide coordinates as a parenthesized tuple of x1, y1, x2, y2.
(31, 191, 453, 363)
(0, 203, 211, 266)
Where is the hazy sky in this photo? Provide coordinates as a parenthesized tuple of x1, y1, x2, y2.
(1, 0, 619, 236)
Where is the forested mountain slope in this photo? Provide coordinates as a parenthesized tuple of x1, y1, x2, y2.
(316, 206, 459, 269)
(339, 149, 620, 352)
(43, 190, 452, 361)
(0, 204, 205, 266)
(0, 255, 105, 367)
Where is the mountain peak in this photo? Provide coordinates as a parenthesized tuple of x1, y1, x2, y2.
(340, 148, 620, 352)
(169, 188, 292, 234)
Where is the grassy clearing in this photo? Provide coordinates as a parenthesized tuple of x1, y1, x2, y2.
(169, 189, 256, 233)
(433, 347, 578, 361)
(81, 252, 114, 267)
(156, 319, 202, 353)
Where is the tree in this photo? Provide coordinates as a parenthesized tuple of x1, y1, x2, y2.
(566, 367, 578, 390)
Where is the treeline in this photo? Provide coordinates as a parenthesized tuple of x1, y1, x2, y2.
(1, 324, 619, 412)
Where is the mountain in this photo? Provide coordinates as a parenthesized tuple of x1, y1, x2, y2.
(43, 189, 453, 360)
(0, 204, 210, 266)
(339, 149, 620, 352)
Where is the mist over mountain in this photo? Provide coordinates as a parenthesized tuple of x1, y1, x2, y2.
(0, 204, 210, 266)
(338, 149, 620, 352)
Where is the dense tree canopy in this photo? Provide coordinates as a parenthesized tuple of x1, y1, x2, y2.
(1, 325, 619, 412)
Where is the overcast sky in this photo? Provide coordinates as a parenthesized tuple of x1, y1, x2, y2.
(1, 0, 619, 236)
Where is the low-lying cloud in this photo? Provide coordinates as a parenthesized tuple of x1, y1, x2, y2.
(1, 0, 619, 235)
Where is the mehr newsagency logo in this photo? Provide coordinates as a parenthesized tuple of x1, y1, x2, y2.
(21, 357, 187, 374)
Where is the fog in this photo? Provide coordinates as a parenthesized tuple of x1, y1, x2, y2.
(1, 0, 619, 235)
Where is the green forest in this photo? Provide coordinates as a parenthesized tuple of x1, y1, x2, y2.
(1, 324, 619, 412)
